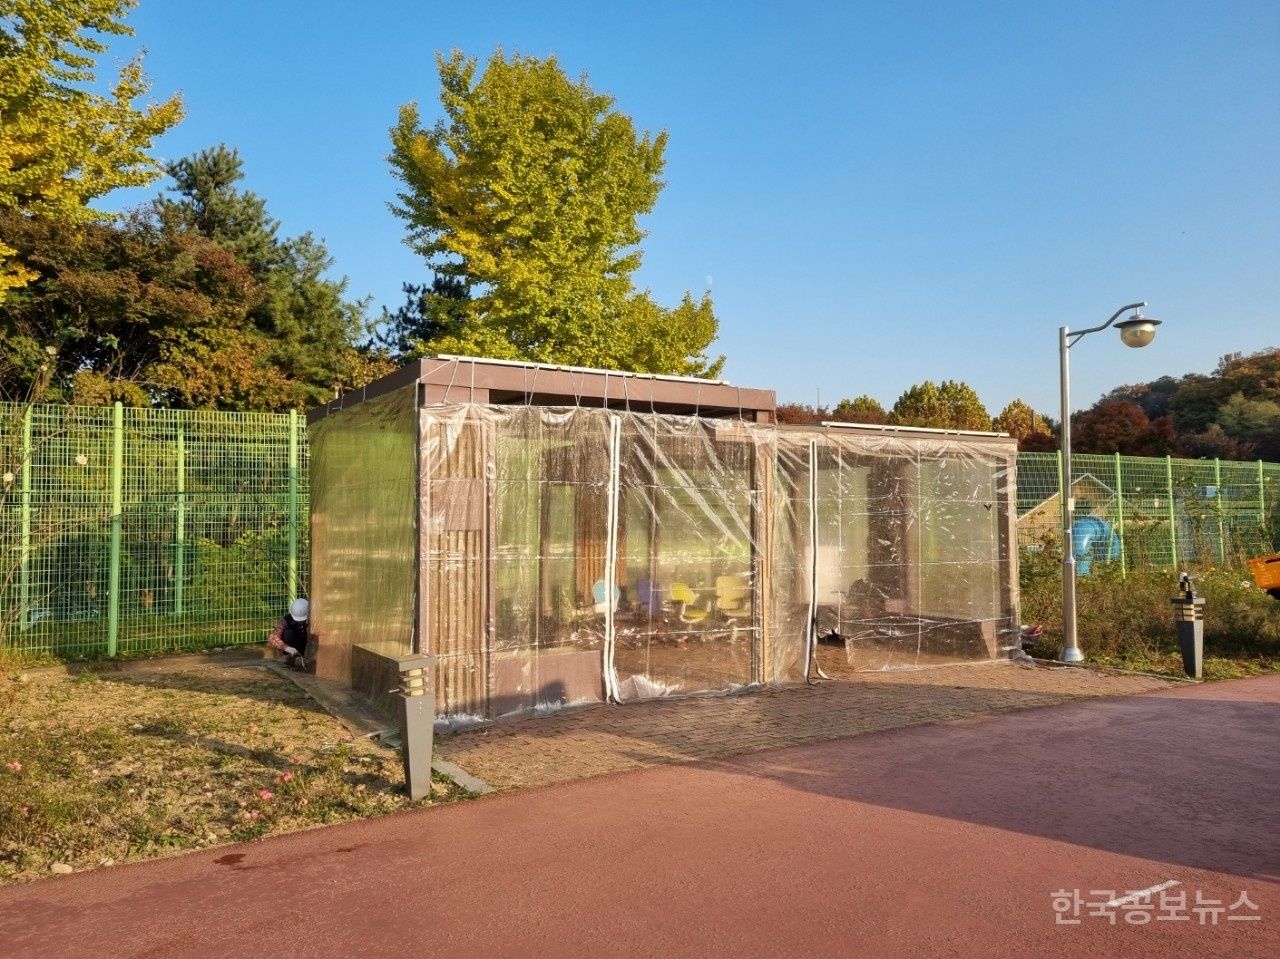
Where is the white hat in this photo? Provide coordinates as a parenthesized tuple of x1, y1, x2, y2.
(289, 598, 310, 622)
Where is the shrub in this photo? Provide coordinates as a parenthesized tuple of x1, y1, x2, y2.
(1020, 550, 1280, 675)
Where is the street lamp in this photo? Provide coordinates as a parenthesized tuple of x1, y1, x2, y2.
(1059, 302, 1162, 662)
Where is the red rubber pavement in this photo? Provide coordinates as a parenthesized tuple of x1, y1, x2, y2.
(2, 674, 1277, 958)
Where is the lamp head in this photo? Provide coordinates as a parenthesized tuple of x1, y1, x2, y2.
(1116, 312, 1161, 348)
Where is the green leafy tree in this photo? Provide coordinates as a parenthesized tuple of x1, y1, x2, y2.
(388, 49, 724, 376)
(831, 395, 889, 424)
(377, 276, 471, 362)
(1215, 391, 1280, 438)
(890, 380, 991, 430)
(0, 0, 183, 300)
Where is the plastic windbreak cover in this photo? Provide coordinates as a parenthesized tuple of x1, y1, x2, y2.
(776, 430, 1018, 671)
(421, 405, 613, 721)
(613, 413, 766, 701)
(766, 436, 812, 684)
(310, 385, 418, 684)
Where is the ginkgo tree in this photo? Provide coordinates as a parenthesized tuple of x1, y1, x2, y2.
(388, 50, 724, 377)
(890, 380, 992, 431)
(0, 0, 183, 302)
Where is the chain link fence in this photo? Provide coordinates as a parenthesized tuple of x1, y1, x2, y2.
(3, 398, 1277, 659)
(1017, 451, 1280, 573)
(1, 402, 306, 658)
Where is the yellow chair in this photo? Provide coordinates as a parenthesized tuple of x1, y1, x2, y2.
(670, 582, 710, 625)
(715, 575, 751, 637)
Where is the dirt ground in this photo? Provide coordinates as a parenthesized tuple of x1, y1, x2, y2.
(436, 649, 1176, 789)
(0, 645, 1177, 885)
(0, 661, 466, 884)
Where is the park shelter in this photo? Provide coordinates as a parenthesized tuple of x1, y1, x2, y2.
(308, 357, 1021, 723)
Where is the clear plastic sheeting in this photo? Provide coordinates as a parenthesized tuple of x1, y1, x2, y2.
(613, 415, 766, 701)
(310, 399, 1020, 724)
(310, 386, 419, 684)
(772, 428, 1019, 671)
(419, 406, 768, 720)
(422, 406, 614, 719)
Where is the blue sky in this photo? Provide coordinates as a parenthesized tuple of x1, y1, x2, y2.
(105, 0, 1280, 415)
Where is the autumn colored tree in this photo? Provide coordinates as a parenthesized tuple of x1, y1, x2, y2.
(890, 380, 991, 430)
(830, 395, 889, 424)
(1103, 376, 1180, 421)
(388, 50, 723, 376)
(1174, 425, 1254, 460)
(1076, 349, 1280, 458)
(993, 398, 1054, 449)
(0, 0, 182, 301)
(774, 403, 827, 425)
(0, 208, 272, 407)
(1070, 399, 1176, 456)
(0, 206, 389, 409)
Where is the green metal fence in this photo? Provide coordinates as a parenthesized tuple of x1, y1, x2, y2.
(1016, 452, 1280, 573)
(4, 398, 1279, 659)
(1, 402, 306, 657)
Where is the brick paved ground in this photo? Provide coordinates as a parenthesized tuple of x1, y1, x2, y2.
(436, 649, 1176, 790)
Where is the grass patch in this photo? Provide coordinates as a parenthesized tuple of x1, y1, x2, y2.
(0, 663, 467, 884)
(1020, 550, 1280, 679)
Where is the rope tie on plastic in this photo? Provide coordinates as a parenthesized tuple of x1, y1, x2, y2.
(443, 358, 460, 406)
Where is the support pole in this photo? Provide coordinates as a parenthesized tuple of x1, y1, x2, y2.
(1114, 452, 1126, 579)
(1258, 459, 1267, 534)
(175, 426, 186, 617)
(287, 409, 299, 602)
(805, 438, 819, 681)
(18, 406, 33, 631)
(1213, 458, 1225, 566)
(1165, 454, 1178, 570)
(107, 401, 123, 657)
(601, 415, 622, 702)
(1058, 327, 1082, 662)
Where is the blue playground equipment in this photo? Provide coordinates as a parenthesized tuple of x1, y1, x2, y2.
(1072, 516, 1121, 575)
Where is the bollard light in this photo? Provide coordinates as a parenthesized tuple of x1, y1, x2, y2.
(394, 653, 437, 800)
(1170, 573, 1204, 679)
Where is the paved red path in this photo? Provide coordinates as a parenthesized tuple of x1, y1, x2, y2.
(3, 675, 1278, 958)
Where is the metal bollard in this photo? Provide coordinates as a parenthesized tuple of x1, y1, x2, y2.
(394, 653, 437, 800)
(1170, 573, 1204, 679)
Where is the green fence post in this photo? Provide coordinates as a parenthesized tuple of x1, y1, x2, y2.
(287, 409, 299, 601)
(1259, 459, 1267, 532)
(1165, 454, 1178, 570)
(175, 425, 185, 617)
(1114, 452, 1126, 578)
(107, 401, 123, 657)
(18, 405, 33, 630)
(1213, 458, 1225, 565)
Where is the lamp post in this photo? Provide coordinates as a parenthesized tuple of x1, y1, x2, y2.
(1059, 302, 1162, 662)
